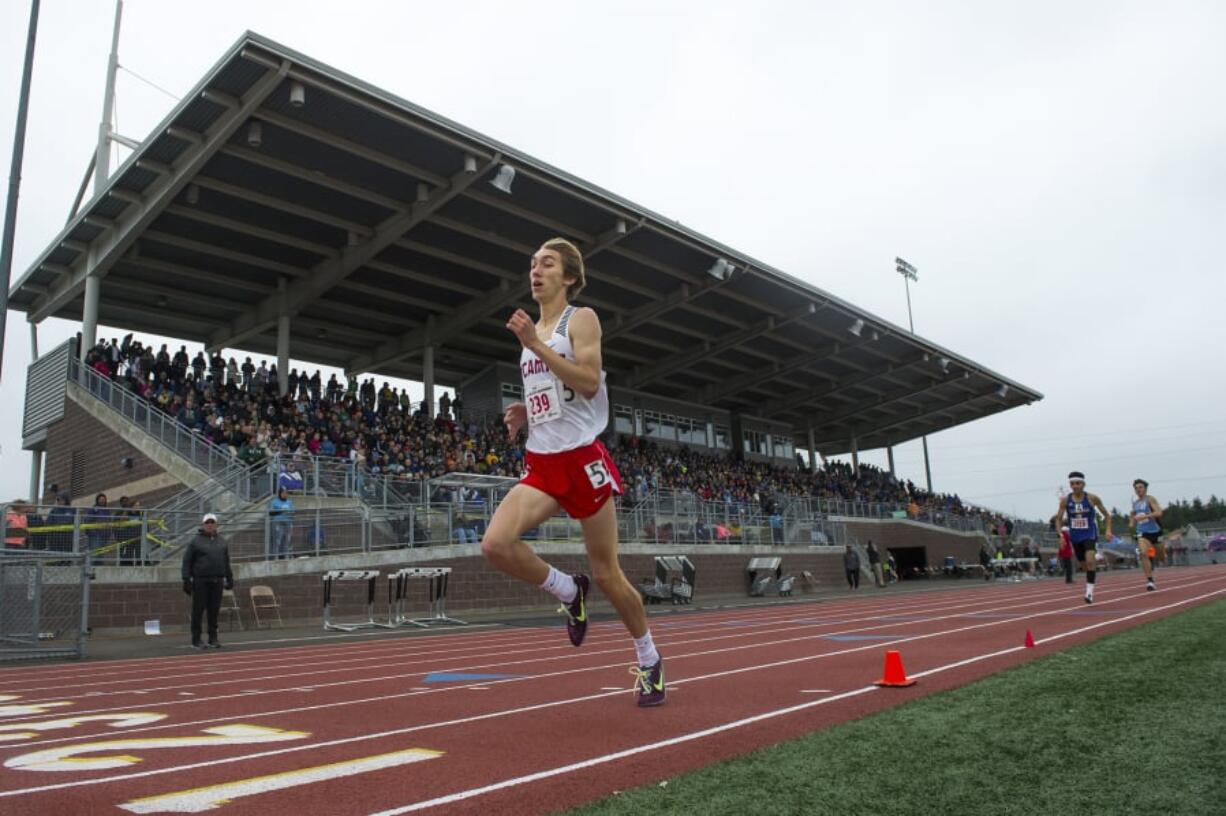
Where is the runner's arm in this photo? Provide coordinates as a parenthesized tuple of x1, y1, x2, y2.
(1089, 494, 1113, 538)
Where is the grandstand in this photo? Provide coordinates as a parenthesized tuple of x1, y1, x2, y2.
(6, 32, 1043, 633)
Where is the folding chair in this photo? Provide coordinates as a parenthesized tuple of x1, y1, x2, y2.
(221, 588, 244, 631)
(250, 584, 284, 628)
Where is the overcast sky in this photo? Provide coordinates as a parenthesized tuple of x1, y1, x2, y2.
(2, 0, 1223, 520)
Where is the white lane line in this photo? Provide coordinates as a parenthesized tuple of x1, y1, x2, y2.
(3, 572, 1150, 707)
(2, 571, 1111, 701)
(1, 584, 1220, 801)
(12, 568, 1216, 687)
(2, 573, 1216, 749)
(3, 575, 1073, 692)
(366, 586, 1226, 816)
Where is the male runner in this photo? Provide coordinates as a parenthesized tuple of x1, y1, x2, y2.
(1130, 478, 1163, 591)
(481, 238, 665, 706)
(1054, 471, 1112, 603)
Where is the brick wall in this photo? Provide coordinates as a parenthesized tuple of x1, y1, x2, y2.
(86, 549, 849, 632)
(43, 400, 184, 505)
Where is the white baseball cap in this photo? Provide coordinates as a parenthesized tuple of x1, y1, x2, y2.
(202, 513, 218, 523)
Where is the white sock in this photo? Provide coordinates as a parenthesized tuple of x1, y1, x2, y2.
(633, 631, 660, 667)
(540, 567, 578, 604)
(1085, 584, 1094, 599)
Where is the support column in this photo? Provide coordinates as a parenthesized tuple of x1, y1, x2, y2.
(80, 274, 100, 361)
(887, 445, 895, 477)
(80, 0, 121, 364)
(29, 450, 42, 503)
(423, 344, 435, 419)
(807, 426, 817, 474)
(922, 435, 933, 493)
(276, 277, 289, 396)
(29, 323, 41, 500)
(850, 436, 859, 472)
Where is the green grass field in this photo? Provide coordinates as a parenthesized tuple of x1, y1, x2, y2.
(569, 598, 1226, 816)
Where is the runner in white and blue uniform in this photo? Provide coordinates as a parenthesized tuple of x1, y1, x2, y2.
(1131, 478, 1163, 592)
(1055, 471, 1113, 603)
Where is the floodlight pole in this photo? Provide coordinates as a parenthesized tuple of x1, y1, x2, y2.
(896, 258, 933, 494)
(0, 0, 41, 384)
(80, 0, 123, 362)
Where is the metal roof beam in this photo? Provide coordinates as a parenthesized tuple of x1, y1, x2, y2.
(798, 372, 970, 433)
(347, 279, 519, 373)
(143, 230, 304, 278)
(119, 255, 273, 294)
(163, 204, 337, 258)
(348, 214, 655, 375)
(813, 388, 1001, 448)
(192, 175, 374, 236)
(26, 61, 289, 323)
(701, 324, 879, 403)
(366, 259, 480, 296)
(763, 353, 929, 416)
(207, 153, 501, 351)
(624, 301, 820, 390)
(218, 144, 407, 213)
(250, 107, 448, 186)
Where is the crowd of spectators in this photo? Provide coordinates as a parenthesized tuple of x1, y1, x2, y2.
(78, 335, 1016, 532)
(81, 336, 522, 486)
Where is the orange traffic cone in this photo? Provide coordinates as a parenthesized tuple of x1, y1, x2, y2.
(1024, 630, 1036, 649)
(874, 650, 916, 687)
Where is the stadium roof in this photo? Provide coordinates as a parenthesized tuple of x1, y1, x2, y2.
(8, 32, 1042, 454)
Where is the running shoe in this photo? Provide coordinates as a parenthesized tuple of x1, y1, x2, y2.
(557, 574, 590, 647)
(208, 640, 222, 649)
(630, 659, 666, 707)
(191, 642, 208, 651)
(1146, 581, 1156, 592)
(1084, 594, 1093, 605)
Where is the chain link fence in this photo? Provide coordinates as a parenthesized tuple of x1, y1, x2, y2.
(0, 552, 88, 662)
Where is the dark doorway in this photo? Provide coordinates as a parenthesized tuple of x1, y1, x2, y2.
(889, 546, 928, 580)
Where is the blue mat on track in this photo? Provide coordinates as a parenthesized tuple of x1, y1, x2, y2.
(423, 672, 520, 683)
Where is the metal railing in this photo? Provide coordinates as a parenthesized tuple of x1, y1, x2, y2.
(69, 357, 237, 476)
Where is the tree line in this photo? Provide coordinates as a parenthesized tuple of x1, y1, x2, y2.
(1107, 495, 1226, 531)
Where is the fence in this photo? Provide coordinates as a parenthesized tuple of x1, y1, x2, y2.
(10, 479, 1006, 567)
(0, 552, 89, 662)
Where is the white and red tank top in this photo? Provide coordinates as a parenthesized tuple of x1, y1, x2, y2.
(519, 305, 609, 454)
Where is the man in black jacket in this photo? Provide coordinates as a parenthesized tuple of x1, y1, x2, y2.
(182, 513, 234, 650)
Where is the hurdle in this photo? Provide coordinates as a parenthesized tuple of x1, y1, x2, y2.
(322, 570, 391, 632)
(390, 567, 466, 627)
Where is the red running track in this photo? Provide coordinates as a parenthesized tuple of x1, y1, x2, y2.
(0, 565, 1222, 815)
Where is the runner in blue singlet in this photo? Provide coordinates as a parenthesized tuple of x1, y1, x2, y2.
(1054, 471, 1113, 603)
(1130, 478, 1163, 592)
